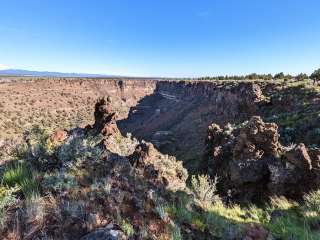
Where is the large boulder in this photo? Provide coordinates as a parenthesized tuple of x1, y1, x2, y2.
(206, 116, 320, 202)
(233, 116, 282, 159)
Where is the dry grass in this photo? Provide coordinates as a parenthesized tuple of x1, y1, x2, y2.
(0, 77, 154, 140)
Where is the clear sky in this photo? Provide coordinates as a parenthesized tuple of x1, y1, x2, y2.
(1, 0, 319, 77)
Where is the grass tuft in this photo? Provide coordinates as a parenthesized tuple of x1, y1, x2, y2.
(1, 162, 39, 199)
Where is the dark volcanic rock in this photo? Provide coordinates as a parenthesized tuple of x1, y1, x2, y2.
(128, 142, 188, 191)
(54, 98, 189, 239)
(92, 97, 120, 136)
(206, 116, 320, 202)
(233, 116, 282, 159)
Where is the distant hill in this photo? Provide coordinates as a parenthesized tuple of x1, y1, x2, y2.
(0, 69, 115, 77)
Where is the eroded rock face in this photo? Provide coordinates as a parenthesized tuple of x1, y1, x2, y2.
(206, 116, 320, 202)
(87, 97, 188, 193)
(92, 97, 120, 136)
(233, 116, 282, 159)
(119, 82, 266, 173)
(23, 98, 189, 239)
(239, 83, 265, 115)
(128, 142, 188, 191)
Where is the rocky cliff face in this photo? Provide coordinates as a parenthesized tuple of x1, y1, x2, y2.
(1, 77, 319, 201)
(119, 81, 266, 172)
(114, 80, 320, 202)
(1, 79, 320, 239)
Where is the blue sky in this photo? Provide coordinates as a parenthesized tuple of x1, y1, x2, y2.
(0, 0, 319, 77)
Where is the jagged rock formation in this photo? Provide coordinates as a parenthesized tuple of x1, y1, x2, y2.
(206, 116, 320, 202)
(91, 97, 120, 136)
(119, 82, 266, 173)
(2, 77, 320, 173)
(0, 97, 189, 239)
(90, 97, 188, 191)
(1, 80, 320, 238)
(129, 142, 187, 191)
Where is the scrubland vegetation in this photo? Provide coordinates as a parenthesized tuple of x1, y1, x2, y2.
(0, 71, 320, 239)
(1, 126, 320, 239)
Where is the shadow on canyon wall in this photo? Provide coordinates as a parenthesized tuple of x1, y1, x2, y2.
(118, 81, 320, 174)
(117, 81, 264, 173)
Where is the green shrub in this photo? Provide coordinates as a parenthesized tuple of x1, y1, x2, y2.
(267, 215, 312, 239)
(269, 196, 298, 211)
(61, 200, 86, 218)
(191, 175, 219, 203)
(170, 203, 192, 224)
(25, 125, 53, 156)
(310, 68, 320, 81)
(171, 225, 182, 240)
(42, 172, 77, 193)
(205, 211, 228, 237)
(57, 134, 103, 166)
(2, 162, 39, 199)
(264, 195, 320, 239)
(120, 219, 134, 237)
(2, 163, 31, 186)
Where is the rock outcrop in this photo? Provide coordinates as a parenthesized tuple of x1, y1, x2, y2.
(128, 142, 188, 191)
(91, 97, 120, 136)
(0, 97, 189, 240)
(206, 116, 320, 202)
(78, 100, 187, 238)
(88, 97, 188, 192)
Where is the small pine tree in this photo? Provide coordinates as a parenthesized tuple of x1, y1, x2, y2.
(310, 68, 320, 84)
(274, 72, 285, 79)
(296, 73, 308, 81)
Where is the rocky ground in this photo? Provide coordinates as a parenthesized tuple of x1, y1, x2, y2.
(0, 98, 189, 239)
(0, 78, 320, 239)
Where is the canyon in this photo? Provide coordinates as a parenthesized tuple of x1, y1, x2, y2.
(1, 77, 320, 174)
(1, 77, 320, 239)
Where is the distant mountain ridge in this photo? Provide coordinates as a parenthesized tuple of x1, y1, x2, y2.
(0, 69, 115, 77)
